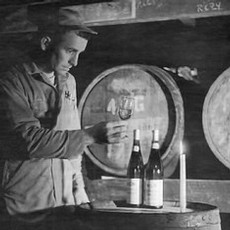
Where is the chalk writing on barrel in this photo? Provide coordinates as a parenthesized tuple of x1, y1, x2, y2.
(197, 1, 222, 13)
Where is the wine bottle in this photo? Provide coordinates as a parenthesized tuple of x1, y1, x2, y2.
(127, 129, 144, 207)
(144, 129, 164, 208)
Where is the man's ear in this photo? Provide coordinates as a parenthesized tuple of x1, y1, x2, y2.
(40, 36, 52, 51)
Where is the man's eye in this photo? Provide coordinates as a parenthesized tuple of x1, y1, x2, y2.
(67, 49, 74, 54)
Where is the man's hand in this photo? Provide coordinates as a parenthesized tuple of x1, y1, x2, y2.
(84, 120, 128, 144)
(78, 202, 92, 210)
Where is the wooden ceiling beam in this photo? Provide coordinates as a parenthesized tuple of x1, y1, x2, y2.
(0, 0, 230, 33)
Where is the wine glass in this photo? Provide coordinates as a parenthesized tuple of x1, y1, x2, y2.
(118, 96, 135, 120)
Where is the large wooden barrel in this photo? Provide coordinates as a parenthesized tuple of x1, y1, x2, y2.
(77, 201, 221, 230)
(79, 65, 184, 177)
(203, 67, 230, 169)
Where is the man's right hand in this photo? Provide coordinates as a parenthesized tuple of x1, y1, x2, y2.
(84, 120, 128, 145)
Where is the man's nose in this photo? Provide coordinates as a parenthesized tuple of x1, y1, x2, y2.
(69, 54, 79, 67)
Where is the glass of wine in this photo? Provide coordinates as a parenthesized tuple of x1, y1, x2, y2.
(118, 96, 135, 120)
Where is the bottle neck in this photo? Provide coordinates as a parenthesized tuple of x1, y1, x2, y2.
(133, 139, 140, 152)
(149, 141, 161, 161)
(133, 129, 140, 152)
(134, 129, 140, 141)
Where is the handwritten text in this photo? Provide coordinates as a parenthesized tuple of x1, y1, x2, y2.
(197, 1, 222, 13)
(136, 0, 163, 10)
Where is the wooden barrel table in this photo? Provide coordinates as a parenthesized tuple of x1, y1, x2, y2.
(76, 201, 221, 230)
(79, 65, 184, 177)
(203, 67, 230, 169)
(4, 201, 221, 230)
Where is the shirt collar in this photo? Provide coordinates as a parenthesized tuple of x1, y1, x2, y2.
(23, 61, 41, 75)
(23, 61, 70, 81)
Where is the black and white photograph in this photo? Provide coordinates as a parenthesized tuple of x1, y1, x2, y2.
(0, 0, 230, 229)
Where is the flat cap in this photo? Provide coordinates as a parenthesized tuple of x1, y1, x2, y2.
(28, 4, 97, 35)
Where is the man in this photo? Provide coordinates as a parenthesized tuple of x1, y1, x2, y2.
(0, 5, 127, 223)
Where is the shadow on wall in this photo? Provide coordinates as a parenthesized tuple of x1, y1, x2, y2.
(0, 33, 34, 73)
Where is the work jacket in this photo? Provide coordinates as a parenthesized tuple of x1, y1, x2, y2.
(0, 61, 90, 215)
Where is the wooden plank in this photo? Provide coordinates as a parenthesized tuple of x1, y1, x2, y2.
(2, 0, 230, 33)
(0, 6, 36, 33)
(86, 178, 230, 213)
(73, 0, 136, 24)
(135, 0, 228, 21)
(0, 0, 46, 6)
(76, 0, 230, 26)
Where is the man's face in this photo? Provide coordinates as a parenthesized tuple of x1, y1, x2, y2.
(49, 30, 88, 75)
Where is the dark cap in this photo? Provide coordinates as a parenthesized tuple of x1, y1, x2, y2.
(28, 5, 97, 35)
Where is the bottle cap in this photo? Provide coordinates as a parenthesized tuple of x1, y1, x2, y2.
(134, 129, 140, 140)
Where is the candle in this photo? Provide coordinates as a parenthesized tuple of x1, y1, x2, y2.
(180, 141, 186, 212)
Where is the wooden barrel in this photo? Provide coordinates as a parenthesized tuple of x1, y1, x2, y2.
(79, 65, 184, 177)
(203, 67, 230, 169)
(77, 201, 221, 230)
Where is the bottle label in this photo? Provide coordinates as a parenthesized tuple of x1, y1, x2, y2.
(133, 145, 140, 152)
(144, 179, 163, 207)
(128, 178, 142, 205)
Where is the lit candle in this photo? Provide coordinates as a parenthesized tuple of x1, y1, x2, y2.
(180, 140, 186, 212)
